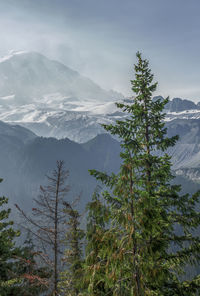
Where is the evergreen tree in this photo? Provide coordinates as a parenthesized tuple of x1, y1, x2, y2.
(13, 236, 51, 296)
(0, 178, 20, 295)
(89, 52, 200, 295)
(84, 188, 112, 295)
(59, 200, 84, 296)
(0, 178, 50, 295)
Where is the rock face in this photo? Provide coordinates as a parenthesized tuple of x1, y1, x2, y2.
(166, 98, 198, 112)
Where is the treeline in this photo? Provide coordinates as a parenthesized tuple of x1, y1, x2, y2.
(0, 53, 200, 296)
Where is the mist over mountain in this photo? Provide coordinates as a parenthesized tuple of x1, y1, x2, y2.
(0, 51, 123, 102)
(0, 51, 125, 142)
(0, 51, 199, 144)
(0, 51, 199, 143)
(0, 50, 200, 208)
(0, 121, 121, 216)
(0, 119, 199, 221)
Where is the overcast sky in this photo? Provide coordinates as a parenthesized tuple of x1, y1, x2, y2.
(0, 0, 200, 101)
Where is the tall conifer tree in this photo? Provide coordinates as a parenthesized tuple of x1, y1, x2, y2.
(59, 200, 84, 296)
(84, 189, 112, 295)
(0, 178, 20, 295)
(0, 179, 49, 295)
(89, 52, 200, 295)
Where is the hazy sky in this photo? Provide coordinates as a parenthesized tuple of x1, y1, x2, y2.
(0, 0, 200, 101)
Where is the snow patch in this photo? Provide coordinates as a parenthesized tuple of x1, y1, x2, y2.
(0, 50, 27, 63)
(0, 95, 15, 100)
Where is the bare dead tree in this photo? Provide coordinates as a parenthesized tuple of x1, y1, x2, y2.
(16, 160, 70, 296)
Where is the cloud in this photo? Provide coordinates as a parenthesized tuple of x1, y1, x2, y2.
(0, 0, 200, 97)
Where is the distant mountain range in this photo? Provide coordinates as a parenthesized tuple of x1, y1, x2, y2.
(0, 50, 200, 209)
(0, 51, 123, 102)
(0, 121, 121, 216)
(0, 51, 123, 142)
(0, 119, 199, 220)
(153, 96, 200, 113)
(0, 51, 200, 142)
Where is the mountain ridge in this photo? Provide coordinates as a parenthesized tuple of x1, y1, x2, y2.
(0, 51, 123, 102)
(0, 51, 200, 143)
(0, 121, 199, 218)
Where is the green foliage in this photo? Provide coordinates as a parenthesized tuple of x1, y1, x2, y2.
(0, 178, 50, 295)
(59, 201, 84, 296)
(0, 178, 21, 295)
(12, 236, 51, 296)
(87, 52, 200, 295)
(84, 188, 113, 295)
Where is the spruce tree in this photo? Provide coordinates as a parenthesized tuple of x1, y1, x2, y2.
(89, 52, 200, 295)
(59, 200, 84, 295)
(0, 178, 20, 295)
(13, 236, 51, 295)
(0, 178, 50, 295)
(84, 188, 112, 295)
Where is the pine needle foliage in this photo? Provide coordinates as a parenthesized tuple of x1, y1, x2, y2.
(89, 52, 200, 295)
(0, 178, 20, 295)
(0, 179, 49, 295)
(59, 200, 84, 296)
(84, 188, 113, 296)
(13, 237, 51, 296)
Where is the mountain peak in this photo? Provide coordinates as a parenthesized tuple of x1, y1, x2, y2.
(0, 51, 123, 103)
(0, 50, 29, 63)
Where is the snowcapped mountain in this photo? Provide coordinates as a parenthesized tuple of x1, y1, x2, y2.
(0, 51, 123, 102)
(0, 51, 200, 143)
(164, 97, 200, 121)
(0, 51, 125, 142)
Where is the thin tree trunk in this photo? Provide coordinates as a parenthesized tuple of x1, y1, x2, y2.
(54, 165, 61, 295)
